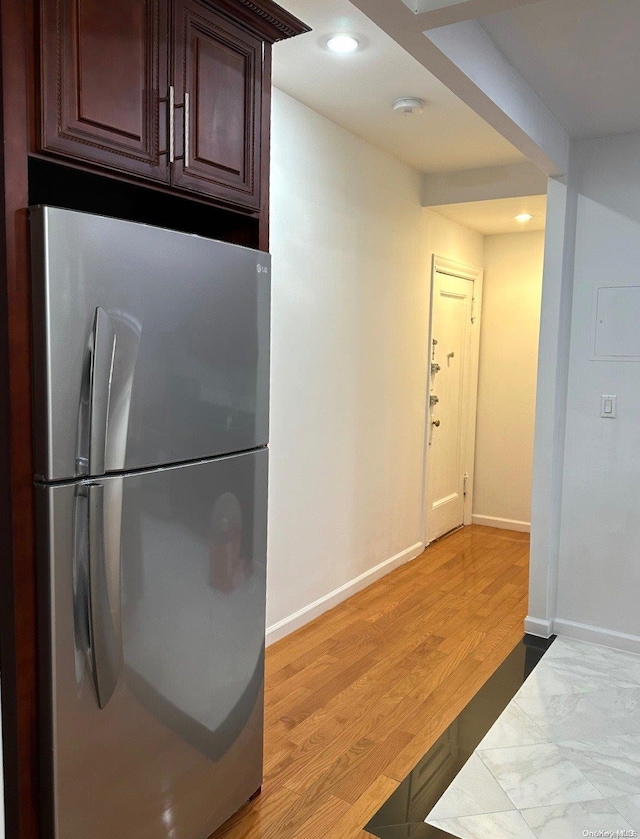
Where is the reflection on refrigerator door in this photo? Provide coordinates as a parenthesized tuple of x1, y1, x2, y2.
(123, 452, 267, 758)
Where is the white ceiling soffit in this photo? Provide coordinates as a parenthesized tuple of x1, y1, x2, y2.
(348, 0, 570, 176)
(423, 161, 547, 206)
(401, 0, 544, 29)
(271, 0, 526, 174)
(479, 0, 640, 139)
(433, 194, 547, 235)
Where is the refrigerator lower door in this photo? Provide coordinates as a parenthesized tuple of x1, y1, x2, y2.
(37, 450, 268, 839)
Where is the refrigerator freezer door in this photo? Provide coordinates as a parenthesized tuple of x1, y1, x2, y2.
(37, 450, 268, 839)
(31, 206, 270, 481)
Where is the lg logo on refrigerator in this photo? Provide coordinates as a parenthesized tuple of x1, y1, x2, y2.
(256, 264, 268, 274)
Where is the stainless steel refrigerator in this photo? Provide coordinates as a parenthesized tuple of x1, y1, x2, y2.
(30, 206, 270, 839)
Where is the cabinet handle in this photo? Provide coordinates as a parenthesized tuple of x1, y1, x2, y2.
(184, 92, 190, 169)
(168, 85, 175, 164)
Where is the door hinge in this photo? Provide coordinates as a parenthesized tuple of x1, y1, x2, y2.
(463, 472, 469, 497)
(471, 297, 476, 324)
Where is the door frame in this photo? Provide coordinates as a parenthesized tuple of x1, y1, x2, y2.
(421, 255, 483, 546)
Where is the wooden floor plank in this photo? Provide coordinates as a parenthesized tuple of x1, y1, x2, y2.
(209, 524, 529, 839)
(323, 775, 401, 839)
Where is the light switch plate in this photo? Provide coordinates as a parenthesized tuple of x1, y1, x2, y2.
(600, 394, 617, 418)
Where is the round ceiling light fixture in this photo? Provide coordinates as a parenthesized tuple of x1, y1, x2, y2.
(515, 213, 534, 223)
(326, 33, 360, 54)
(393, 97, 425, 115)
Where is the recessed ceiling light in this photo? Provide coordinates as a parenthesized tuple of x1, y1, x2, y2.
(326, 33, 360, 54)
(515, 213, 533, 223)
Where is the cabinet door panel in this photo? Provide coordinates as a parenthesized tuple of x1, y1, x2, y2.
(40, 0, 169, 182)
(172, 1, 262, 210)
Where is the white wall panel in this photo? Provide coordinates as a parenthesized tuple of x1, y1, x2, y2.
(267, 89, 483, 639)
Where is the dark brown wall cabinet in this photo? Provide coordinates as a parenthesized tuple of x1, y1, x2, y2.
(40, 0, 170, 183)
(39, 0, 305, 211)
(172, 0, 262, 208)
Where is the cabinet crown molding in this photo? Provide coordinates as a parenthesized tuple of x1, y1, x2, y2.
(233, 0, 311, 41)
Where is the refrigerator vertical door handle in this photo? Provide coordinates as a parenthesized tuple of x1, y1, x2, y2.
(87, 481, 123, 709)
(89, 307, 116, 476)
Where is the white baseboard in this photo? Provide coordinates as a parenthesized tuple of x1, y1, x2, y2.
(265, 542, 425, 646)
(471, 514, 531, 533)
(553, 618, 640, 655)
(524, 616, 554, 638)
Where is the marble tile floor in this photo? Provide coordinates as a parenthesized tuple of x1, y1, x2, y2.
(426, 637, 640, 839)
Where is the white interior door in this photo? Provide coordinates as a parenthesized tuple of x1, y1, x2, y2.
(426, 271, 475, 543)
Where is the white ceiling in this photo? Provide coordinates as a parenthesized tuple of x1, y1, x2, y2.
(272, 0, 525, 173)
(480, 0, 640, 139)
(433, 194, 547, 235)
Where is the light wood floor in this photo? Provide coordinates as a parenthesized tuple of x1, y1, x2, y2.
(211, 524, 530, 839)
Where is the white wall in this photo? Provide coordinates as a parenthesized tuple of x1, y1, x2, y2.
(472, 231, 544, 531)
(422, 210, 485, 270)
(528, 131, 640, 650)
(549, 131, 640, 650)
(267, 88, 483, 641)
